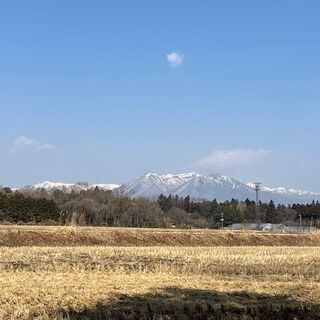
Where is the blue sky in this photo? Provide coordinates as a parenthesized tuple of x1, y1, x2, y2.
(0, 1, 320, 190)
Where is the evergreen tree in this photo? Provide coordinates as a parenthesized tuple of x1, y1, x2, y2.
(266, 200, 277, 223)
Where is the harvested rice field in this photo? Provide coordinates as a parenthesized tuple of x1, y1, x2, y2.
(0, 226, 319, 319)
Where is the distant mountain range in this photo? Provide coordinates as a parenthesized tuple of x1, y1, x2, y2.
(22, 172, 320, 204)
(24, 181, 120, 193)
(118, 173, 320, 204)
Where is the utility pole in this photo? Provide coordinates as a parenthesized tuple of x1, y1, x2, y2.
(220, 212, 224, 229)
(299, 213, 302, 232)
(254, 182, 261, 221)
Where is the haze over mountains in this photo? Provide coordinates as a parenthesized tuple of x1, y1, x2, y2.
(22, 172, 320, 205)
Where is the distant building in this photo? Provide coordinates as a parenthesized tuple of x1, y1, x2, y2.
(231, 223, 258, 230)
(259, 223, 286, 232)
(229, 223, 317, 233)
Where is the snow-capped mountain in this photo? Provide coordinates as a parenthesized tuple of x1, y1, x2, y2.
(245, 182, 320, 204)
(120, 172, 320, 204)
(120, 172, 200, 198)
(23, 173, 320, 204)
(25, 181, 120, 193)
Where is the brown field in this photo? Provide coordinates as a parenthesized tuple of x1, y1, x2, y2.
(1, 225, 320, 246)
(0, 226, 320, 319)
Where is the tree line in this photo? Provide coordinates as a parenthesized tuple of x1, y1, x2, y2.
(0, 187, 320, 228)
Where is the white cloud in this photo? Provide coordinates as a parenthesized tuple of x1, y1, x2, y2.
(10, 136, 54, 154)
(197, 148, 270, 170)
(166, 51, 184, 67)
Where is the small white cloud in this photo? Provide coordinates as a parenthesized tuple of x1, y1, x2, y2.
(197, 148, 270, 170)
(166, 51, 184, 67)
(10, 136, 54, 154)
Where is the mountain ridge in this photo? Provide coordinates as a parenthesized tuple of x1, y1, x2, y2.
(16, 173, 320, 204)
(120, 172, 320, 204)
(23, 181, 120, 193)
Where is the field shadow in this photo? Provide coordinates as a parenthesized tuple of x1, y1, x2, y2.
(60, 287, 320, 320)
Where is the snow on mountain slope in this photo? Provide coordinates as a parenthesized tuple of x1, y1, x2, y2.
(26, 173, 320, 204)
(245, 182, 320, 199)
(27, 181, 120, 193)
(174, 174, 255, 201)
(118, 172, 199, 198)
(120, 173, 320, 204)
(120, 172, 257, 202)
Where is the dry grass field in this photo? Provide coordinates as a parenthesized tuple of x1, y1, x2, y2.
(0, 226, 320, 319)
(1, 225, 320, 246)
